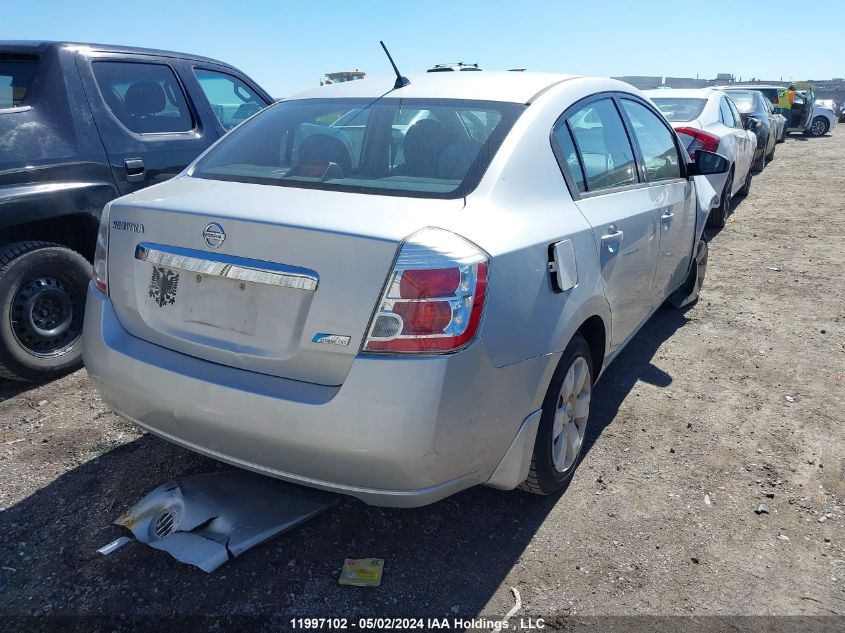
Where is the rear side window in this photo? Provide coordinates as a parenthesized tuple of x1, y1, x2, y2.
(566, 98, 637, 192)
(552, 123, 586, 193)
(92, 61, 194, 134)
(0, 56, 37, 108)
(620, 99, 681, 182)
(719, 98, 739, 128)
(193, 68, 268, 130)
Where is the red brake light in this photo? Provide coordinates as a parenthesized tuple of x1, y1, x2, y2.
(675, 126, 720, 160)
(363, 229, 489, 354)
(400, 268, 460, 298)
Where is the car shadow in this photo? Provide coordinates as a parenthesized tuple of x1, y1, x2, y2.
(0, 309, 691, 626)
(0, 378, 41, 404)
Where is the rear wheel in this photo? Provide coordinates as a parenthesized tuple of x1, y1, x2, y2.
(707, 169, 733, 229)
(737, 168, 753, 197)
(0, 242, 91, 382)
(766, 142, 776, 162)
(520, 334, 593, 496)
(809, 117, 829, 137)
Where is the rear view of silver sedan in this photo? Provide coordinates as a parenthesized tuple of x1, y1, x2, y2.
(83, 72, 726, 507)
(645, 88, 757, 229)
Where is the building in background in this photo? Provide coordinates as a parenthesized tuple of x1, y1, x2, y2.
(321, 70, 365, 86)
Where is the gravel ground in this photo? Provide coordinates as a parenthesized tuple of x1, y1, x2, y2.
(0, 127, 843, 631)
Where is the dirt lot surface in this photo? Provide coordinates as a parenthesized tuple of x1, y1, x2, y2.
(1, 128, 843, 632)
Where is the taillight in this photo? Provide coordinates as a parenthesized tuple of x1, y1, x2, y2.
(363, 228, 489, 354)
(675, 127, 720, 160)
(93, 203, 110, 294)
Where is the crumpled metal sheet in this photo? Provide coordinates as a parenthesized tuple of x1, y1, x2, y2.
(114, 471, 337, 572)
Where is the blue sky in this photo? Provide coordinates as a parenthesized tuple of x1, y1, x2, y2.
(5, 0, 841, 97)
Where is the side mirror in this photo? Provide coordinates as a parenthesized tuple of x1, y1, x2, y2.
(745, 117, 761, 131)
(688, 150, 729, 176)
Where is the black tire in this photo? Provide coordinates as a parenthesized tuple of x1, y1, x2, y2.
(752, 148, 766, 173)
(766, 142, 776, 162)
(809, 116, 829, 137)
(520, 333, 594, 496)
(0, 242, 91, 382)
(737, 168, 753, 197)
(707, 169, 733, 229)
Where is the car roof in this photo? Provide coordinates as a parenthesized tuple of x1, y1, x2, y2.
(288, 71, 581, 104)
(0, 40, 228, 65)
(643, 88, 723, 99)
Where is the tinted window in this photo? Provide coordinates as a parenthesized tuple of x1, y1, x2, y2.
(651, 98, 706, 122)
(92, 62, 193, 134)
(621, 100, 681, 182)
(193, 98, 524, 199)
(194, 68, 268, 130)
(553, 122, 586, 193)
(566, 99, 637, 191)
(0, 57, 37, 108)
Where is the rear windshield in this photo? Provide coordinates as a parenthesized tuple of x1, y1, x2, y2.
(725, 91, 757, 113)
(192, 97, 525, 198)
(0, 57, 38, 109)
(650, 98, 707, 122)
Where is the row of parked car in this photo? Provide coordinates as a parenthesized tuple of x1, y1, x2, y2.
(0, 41, 832, 506)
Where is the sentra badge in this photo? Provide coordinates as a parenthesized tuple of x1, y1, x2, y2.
(312, 333, 351, 347)
(112, 220, 145, 233)
(203, 222, 226, 248)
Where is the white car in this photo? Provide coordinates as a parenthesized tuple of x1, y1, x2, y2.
(644, 88, 756, 229)
(83, 72, 726, 507)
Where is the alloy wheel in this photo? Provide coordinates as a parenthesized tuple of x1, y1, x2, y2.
(810, 118, 827, 136)
(551, 356, 592, 473)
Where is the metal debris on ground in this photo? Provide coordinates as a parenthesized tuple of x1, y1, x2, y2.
(109, 471, 337, 572)
(339, 558, 384, 587)
(97, 536, 132, 556)
(755, 502, 769, 515)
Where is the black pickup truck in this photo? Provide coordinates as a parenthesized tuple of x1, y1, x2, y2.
(0, 41, 273, 381)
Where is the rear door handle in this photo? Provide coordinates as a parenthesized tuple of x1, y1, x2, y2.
(600, 226, 624, 252)
(124, 158, 146, 182)
(661, 211, 674, 222)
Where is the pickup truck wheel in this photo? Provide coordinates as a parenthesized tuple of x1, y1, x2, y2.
(809, 117, 829, 137)
(0, 242, 91, 382)
(520, 333, 593, 496)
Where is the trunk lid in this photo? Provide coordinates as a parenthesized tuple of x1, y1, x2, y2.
(106, 176, 463, 385)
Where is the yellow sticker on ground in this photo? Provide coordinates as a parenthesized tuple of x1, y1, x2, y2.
(339, 558, 384, 587)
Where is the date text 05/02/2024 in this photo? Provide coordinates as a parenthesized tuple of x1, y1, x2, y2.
(289, 617, 547, 630)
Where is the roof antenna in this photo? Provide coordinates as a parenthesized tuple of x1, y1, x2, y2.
(380, 41, 410, 89)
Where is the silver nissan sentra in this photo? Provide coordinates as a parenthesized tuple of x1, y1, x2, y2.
(83, 72, 725, 507)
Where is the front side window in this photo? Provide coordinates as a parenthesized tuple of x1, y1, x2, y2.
(566, 98, 637, 192)
(92, 61, 194, 134)
(194, 68, 268, 130)
(192, 98, 524, 198)
(620, 100, 681, 182)
(0, 56, 37, 108)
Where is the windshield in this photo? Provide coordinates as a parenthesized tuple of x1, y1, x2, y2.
(650, 98, 707, 122)
(192, 97, 524, 198)
(725, 91, 757, 113)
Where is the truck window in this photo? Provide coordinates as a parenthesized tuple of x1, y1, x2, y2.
(0, 56, 37, 109)
(91, 61, 194, 134)
(193, 68, 267, 130)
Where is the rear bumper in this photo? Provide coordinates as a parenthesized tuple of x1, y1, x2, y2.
(82, 285, 549, 507)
